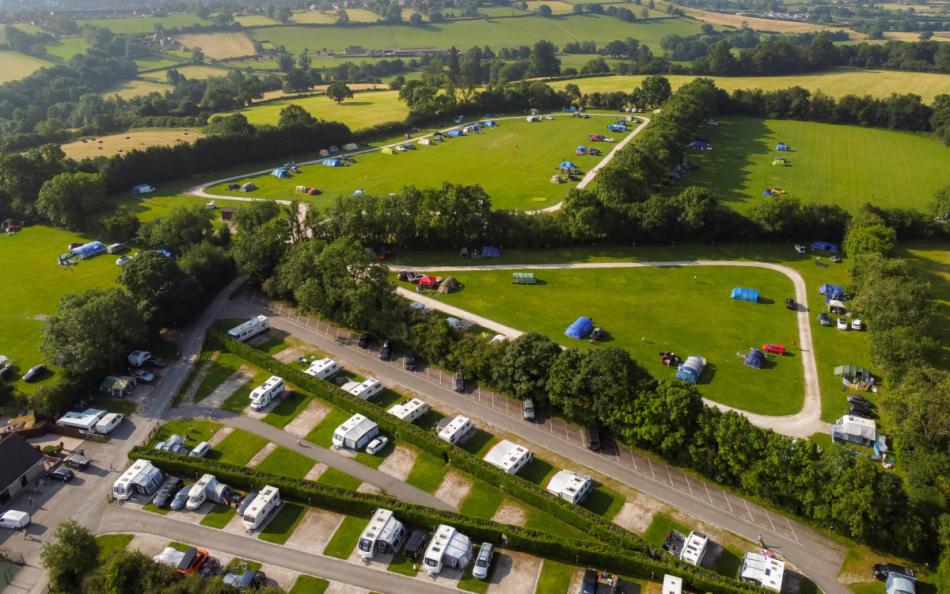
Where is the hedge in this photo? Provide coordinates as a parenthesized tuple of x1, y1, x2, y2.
(129, 447, 766, 594)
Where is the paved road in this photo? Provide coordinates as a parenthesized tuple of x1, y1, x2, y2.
(230, 296, 848, 594)
(393, 260, 824, 438)
(100, 506, 456, 594)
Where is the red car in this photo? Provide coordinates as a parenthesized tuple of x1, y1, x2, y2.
(306, 188, 321, 195)
(762, 344, 786, 355)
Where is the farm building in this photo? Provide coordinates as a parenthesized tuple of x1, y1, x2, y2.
(744, 349, 766, 369)
(438, 415, 473, 445)
(739, 552, 785, 592)
(358, 508, 407, 560)
(730, 287, 759, 303)
(512, 272, 536, 285)
(676, 356, 706, 384)
(565, 316, 593, 339)
(332, 414, 380, 450)
(387, 398, 429, 423)
(0, 433, 45, 506)
(483, 440, 532, 475)
(545, 470, 593, 504)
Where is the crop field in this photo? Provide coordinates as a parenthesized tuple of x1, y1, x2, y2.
(547, 69, 950, 103)
(207, 115, 628, 210)
(249, 15, 704, 54)
(59, 128, 203, 160)
(883, 30, 950, 42)
(77, 15, 212, 34)
(222, 90, 408, 130)
(678, 6, 856, 34)
(0, 51, 53, 83)
(411, 266, 802, 414)
(233, 14, 281, 26)
(681, 117, 950, 214)
(176, 32, 257, 60)
(103, 79, 172, 99)
(141, 65, 230, 82)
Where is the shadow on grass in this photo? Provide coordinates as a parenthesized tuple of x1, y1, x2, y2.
(519, 458, 554, 485)
(459, 429, 496, 456)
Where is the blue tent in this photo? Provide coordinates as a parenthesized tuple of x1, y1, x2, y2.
(676, 356, 706, 384)
(811, 241, 838, 253)
(819, 283, 845, 297)
(775, 143, 789, 151)
(322, 158, 342, 167)
(576, 146, 587, 154)
(446, 129, 464, 137)
(564, 106, 577, 113)
(482, 120, 497, 127)
(564, 317, 594, 340)
(730, 287, 759, 303)
(271, 167, 290, 178)
(71, 241, 106, 260)
(608, 123, 628, 132)
(744, 349, 766, 369)
(559, 161, 577, 170)
(482, 246, 501, 258)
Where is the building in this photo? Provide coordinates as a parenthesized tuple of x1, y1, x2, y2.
(482, 439, 532, 475)
(739, 551, 785, 592)
(423, 524, 473, 575)
(100, 375, 136, 398)
(332, 414, 380, 450)
(438, 415, 473, 445)
(387, 398, 429, 423)
(358, 508, 408, 560)
(545, 470, 593, 504)
(681, 532, 708, 565)
(57, 408, 107, 432)
(113, 459, 164, 501)
(0, 433, 45, 505)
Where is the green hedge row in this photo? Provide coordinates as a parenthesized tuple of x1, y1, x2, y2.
(212, 331, 652, 556)
(129, 447, 765, 594)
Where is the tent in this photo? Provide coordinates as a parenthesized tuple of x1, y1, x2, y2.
(329, 145, 339, 153)
(576, 146, 587, 155)
(730, 287, 759, 303)
(418, 275, 439, 289)
(564, 317, 594, 339)
(130, 184, 155, 194)
(811, 241, 838, 253)
(381, 147, 395, 155)
(419, 138, 433, 146)
(526, 115, 541, 123)
(512, 272, 536, 285)
(343, 143, 358, 151)
(564, 106, 577, 113)
(559, 161, 577, 171)
(482, 246, 501, 257)
(675, 356, 706, 384)
(71, 241, 106, 259)
(271, 167, 291, 178)
(240, 182, 256, 192)
(834, 364, 871, 382)
(771, 157, 788, 166)
(588, 134, 605, 141)
(775, 143, 790, 151)
(819, 283, 845, 299)
(482, 120, 497, 127)
(608, 123, 627, 132)
(446, 129, 464, 137)
(319, 149, 330, 157)
(744, 349, 766, 369)
(437, 276, 461, 293)
(322, 158, 343, 167)
(689, 140, 710, 150)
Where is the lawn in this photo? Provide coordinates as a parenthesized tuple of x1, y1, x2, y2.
(681, 117, 950, 214)
(140, 65, 230, 82)
(150, 419, 221, 449)
(219, 90, 408, 131)
(206, 114, 630, 211)
(354, 431, 395, 469)
(546, 68, 950, 103)
(258, 502, 308, 544)
(316, 468, 362, 490)
(458, 480, 504, 519)
(254, 446, 316, 479)
(458, 568, 491, 594)
(289, 575, 330, 594)
(200, 504, 236, 528)
(415, 265, 804, 414)
(95, 534, 133, 560)
(0, 226, 119, 394)
(642, 513, 690, 545)
(42, 37, 90, 62)
(77, 14, 212, 34)
(0, 51, 53, 83)
(206, 429, 269, 466)
(262, 390, 313, 428)
(387, 550, 420, 576)
(323, 515, 369, 558)
(535, 559, 575, 594)
(305, 408, 354, 448)
(405, 451, 449, 493)
(220, 364, 272, 413)
(191, 351, 242, 403)
(459, 429, 498, 457)
(580, 484, 625, 520)
(519, 458, 557, 486)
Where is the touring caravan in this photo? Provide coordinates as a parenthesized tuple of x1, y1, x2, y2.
(387, 398, 429, 423)
(438, 415, 474, 445)
(113, 459, 164, 500)
(94, 413, 124, 435)
(228, 316, 269, 342)
(545, 470, 593, 504)
(187, 474, 231, 510)
(332, 414, 380, 450)
(304, 358, 340, 380)
(358, 508, 407, 561)
(482, 440, 532, 475)
(250, 376, 285, 410)
(242, 486, 281, 530)
(681, 531, 709, 566)
(57, 408, 106, 432)
(348, 378, 383, 400)
(423, 524, 473, 576)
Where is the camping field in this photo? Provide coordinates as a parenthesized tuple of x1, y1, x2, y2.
(220, 90, 408, 131)
(59, 128, 203, 160)
(680, 117, 950, 214)
(206, 114, 632, 210)
(406, 265, 804, 414)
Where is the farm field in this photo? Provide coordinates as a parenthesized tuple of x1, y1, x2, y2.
(411, 266, 803, 414)
(76, 14, 212, 34)
(103, 79, 172, 99)
(220, 90, 408, 130)
(43, 37, 90, 62)
(207, 114, 628, 210)
(0, 51, 53, 83)
(678, 5, 859, 34)
(248, 15, 705, 54)
(681, 117, 950, 214)
(141, 65, 231, 82)
(59, 128, 203, 160)
(176, 32, 257, 60)
(233, 14, 281, 26)
(547, 69, 950, 103)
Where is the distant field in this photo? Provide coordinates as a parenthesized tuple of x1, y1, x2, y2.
(234, 14, 280, 26)
(223, 90, 408, 130)
(883, 30, 950, 42)
(176, 32, 257, 60)
(43, 37, 89, 62)
(547, 69, 950, 103)
(289, 10, 336, 24)
(681, 117, 950, 214)
(250, 15, 705, 53)
(60, 128, 202, 160)
(679, 6, 858, 34)
(77, 14, 212, 34)
(525, 1, 576, 14)
(141, 65, 230, 81)
(0, 51, 52, 83)
(135, 56, 187, 71)
(102, 79, 171, 99)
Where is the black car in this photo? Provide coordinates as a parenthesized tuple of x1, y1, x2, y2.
(453, 371, 465, 393)
(404, 353, 417, 371)
(584, 427, 601, 451)
(873, 563, 915, 581)
(48, 467, 74, 482)
(848, 394, 873, 407)
(22, 364, 47, 382)
(404, 529, 428, 560)
(580, 569, 598, 594)
(817, 311, 832, 326)
(379, 340, 393, 361)
(786, 297, 796, 310)
(152, 477, 183, 508)
(358, 334, 371, 349)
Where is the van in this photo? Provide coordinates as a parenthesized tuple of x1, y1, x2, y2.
(522, 398, 535, 421)
(0, 510, 30, 530)
(249, 376, 285, 410)
(107, 243, 127, 254)
(584, 427, 601, 451)
(94, 413, 124, 435)
(189, 441, 211, 458)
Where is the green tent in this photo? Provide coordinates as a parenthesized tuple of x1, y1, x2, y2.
(512, 272, 536, 285)
(771, 157, 788, 166)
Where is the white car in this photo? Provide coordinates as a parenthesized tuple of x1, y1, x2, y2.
(794, 244, 807, 254)
(837, 317, 849, 330)
(131, 369, 155, 382)
(852, 318, 863, 331)
(116, 256, 133, 266)
(365, 437, 389, 455)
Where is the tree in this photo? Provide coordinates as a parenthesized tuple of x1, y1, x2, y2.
(179, 242, 235, 294)
(843, 223, 897, 257)
(278, 103, 318, 128)
(233, 217, 289, 284)
(492, 333, 562, 403)
(235, 201, 281, 230)
(41, 520, 98, 593)
(327, 82, 354, 104)
(639, 74, 672, 107)
(298, 49, 312, 70)
(336, 9, 349, 24)
(528, 40, 560, 77)
(0, 145, 68, 217)
(932, 184, 950, 233)
(35, 172, 109, 230)
(205, 113, 254, 136)
(138, 205, 212, 249)
(120, 252, 204, 328)
(283, 67, 312, 93)
(277, 52, 295, 72)
(447, 47, 461, 85)
(41, 289, 147, 378)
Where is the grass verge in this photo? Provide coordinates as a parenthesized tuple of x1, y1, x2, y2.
(200, 504, 236, 529)
(323, 516, 369, 559)
(258, 502, 307, 545)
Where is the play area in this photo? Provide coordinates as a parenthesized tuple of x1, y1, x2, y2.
(402, 265, 804, 415)
(205, 114, 630, 211)
(680, 117, 950, 214)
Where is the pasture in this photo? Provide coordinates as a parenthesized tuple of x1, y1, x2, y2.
(547, 69, 950, 102)
(76, 14, 212, 34)
(42, 37, 90, 62)
(681, 117, 950, 214)
(102, 79, 172, 99)
(221, 90, 408, 130)
(59, 128, 202, 160)
(410, 265, 803, 414)
(176, 32, 257, 60)
(207, 114, 628, 210)
(140, 65, 231, 82)
(0, 51, 53, 83)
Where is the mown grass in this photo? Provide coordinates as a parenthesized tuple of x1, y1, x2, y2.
(207, 429, 269, 466)
(642, 513, 691, 545)
(220, 90, 408, 132)
(200, 504, 236, 529)
(315, 468, 361, 490)
(519, 458, 557, 486)
(405, 452, 449, 493)
(254, 446, 316, 479)
(262, 390, 313, 429)
(95, 534, 133, 560)
(354, 430, 395, 469)
(323, 516, 369, 558)
(305, 408, 354, 448)
(458, 480, 504, 519)
(387, 550, 421, 576)
(143, 503, 171, 515)
(535, 559, 575, 594)
(150, 419, 221, 449)
(459, 429, 498, 457)
(289, 575, 330, 594)
(581, 485, 625, 521)
(192, 351, 244, 403)
(458, 567, 491, 594)
(220, 364, 272, 413)
(258, 502, 307, 544)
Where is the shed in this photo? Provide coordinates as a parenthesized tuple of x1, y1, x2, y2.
(676, 356, 706, 384)
(811, 241, 839, 253)
(0, 433, 45, 505)
(730, 287, 759, 303)
(71, 241, 106, 259)
(512, 272, 536, 285)
(100, 375, 136, 398)
(565, 316, 594, 339)
(744, 349, 766, 369)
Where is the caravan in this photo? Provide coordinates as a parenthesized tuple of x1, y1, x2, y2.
(228, 316, 269, 342)
(545, 470, 593, 504)
(242, 486, 281, 530)
(94, 413, 124, 435)
(423, 524, 473, 576)
(358, 508, 407, 561)
(387, 398, 429, 423)
(438, 415, 473, 445)
(57, 408, 107, 432)
(113, 459, 164, 500)
(348, 378, 383, 400)
(304, 358, 340, 380)
(187, 474, 231, 510)
(250, 376, 285, 410)
(332, 414, 380, 450)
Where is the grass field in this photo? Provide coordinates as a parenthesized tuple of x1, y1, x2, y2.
(535, 560, 575, 594)
(263, 391, 313, 428)
(254, 446, 316, 479)
(404, 452, 450, 492)
(77, 15, 212, 34)
(458, 480, 504, 519)
(289, 575, 330, 594)
(208, 115, 626, 210)
(316, 467, 362, 490)
(103, 79, 172, 99)
(95, 534, 133, 560)
(200, 504, 236, 528)
(207, 429, 269, 465)
(141, 65, 231, 81)
(43, 37, 90, 62)
(682, 117, 950, 214)
(323, 516, 369, 558)
(547, 69, 950, 103)
(259, 502, 307, 544)
(151, 419, 221, 449)
(412, 265, 803, 414)
(176, 32, 257, 60)
(903, 242, 950, 367)
(221, 90, 408, 131)
(250, 15, 704, 54)
(305, 407, 353, 447)
(0, 51, 53, 83)
(234, 14, 281, 26)
(59, 128, 202, 160)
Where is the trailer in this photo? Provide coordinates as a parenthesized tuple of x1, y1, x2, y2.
(57, 408, 106, 432)
(250, 376, 285, 410)
(545, 470, 593, 504)
(423, 524, 473, 576)
(242, 485, 281, 530)
(358, 508, 407, 560)
(113, 459, 164, 500)
(438, 415, 473, 445)
(304, 358, 340, 380)
(94, 413, 124, 435)
(348, 377, 383, 400)
(228, 316, 269, 342)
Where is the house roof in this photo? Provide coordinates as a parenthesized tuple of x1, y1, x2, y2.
(0, 433, 44, 489)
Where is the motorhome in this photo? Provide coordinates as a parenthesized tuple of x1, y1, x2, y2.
(94, 413, 124, 435)
(423, 524, 473, 576)
(304, 358, 340, 380)
(228, 316, 269, 342)
(545, 470, 593, 504)
(438, 415, 473, 445)
(113, 459, 164, 500)
(187, 474, 231, 510)
(357, 508, 407, 561)
(482, 440, 532, 475)
(242, 485, 281, 530)
(57, 408, 106, 432)
(332, 414, 380, 450)
(249, 376, 285, 411)
(348, 378, 383, 400)
(387, 398, 429, 423)
(740, 552, 785, 592)
(681, 531, 709, 566)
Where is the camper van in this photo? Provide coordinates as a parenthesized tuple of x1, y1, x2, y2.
(387, 398, 429, 423)
(304, 358, 340, 380)
(242, 486, 282, 530)
(358, 508, 407, 561)
(332, 414, 380, 450)
(348, 378, 383, 400)
(423, 524, 473, 576)
(438, 415, 473, 445)
(681, 532, 709, 566)
(0, 510, 31, 530)
(228, 316, 269, 342)
(113, 459, 164, 500)
(249, 376, 285, 411)
(94, 413, 124, 435)
(187, 474, 231, 510)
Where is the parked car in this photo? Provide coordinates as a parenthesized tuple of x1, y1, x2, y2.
(0, 510, 30, 530)
(873, 563, 915, 581)
(837, 317, 849, 330)
(131, 369, 155, 382)
(169, 485, 191, 510)
(522, 398, 535, 421)
(358, 334, 371, 349)
(107, 243, 127, 254)
(581, 569, 599, 594)
(128, 351, 151, 367)
(584, 427, 601, 451)
(818, 312, 832, 326)
(116, 256, 133, 266)
(153, 477, 183, 508)
(472, 542, 494, 580)
(223, 569, 268, 589)
(379, 339, 392, 361)
(365, 436, 389, 455)
(761, 343, 786, 355)
(852, 318, 864, 331)
(794, 244, 807, 254)
(22, 364, 46, 382)
(848, 394, 873, 407)
(48, 466, 74, 482)
(786, 297, 796, 310)
(453, 371, 465, 393)
(404, 353, 417, 371)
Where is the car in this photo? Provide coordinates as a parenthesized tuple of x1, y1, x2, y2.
(379, 339, 392, 361)
(107, 243, 127, 254)
(153, 477, 184, 508)
(365, 437, 389, 455)
(522, 398, 535, 421)
(873, 563, 915, 581)
(794, 244, 807, 254)
(48, 466, 74, 482)
(22, 364, 46, 382)
(358, 334, 371, 349)
(404, 353, 417, 371)
(584, 427, 601, 451)
(818, 312, 832, 326)
(223, 569, 268, 589)
(116, 256, 133, 266)
(837, 317, 849, 330)
(590, 327, 604, 341)
(852, 318, 864, 331)
(830, 255, 843, 263)
(128, 350, 151, 367)
(169, 485, 191, 510)
(848, 394, 873, 407)
(762, 343, 786, 355)
(0, 356, 13, 380)
(581, 569, 599, 594)
(786, 297, 796, 310)
(472, 542, 494, 579)
(131, 369, 155, 382)
(64, 453, 90, 470)
(453, 371, 464, 393)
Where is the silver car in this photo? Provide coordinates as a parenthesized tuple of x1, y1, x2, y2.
(472, 542, 493, 579)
